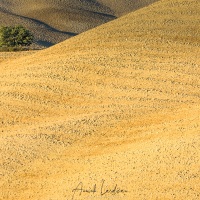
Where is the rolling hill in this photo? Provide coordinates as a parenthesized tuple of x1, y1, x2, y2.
(0, 0, 200, 199)
(0, 0, 159, 48)
(0, 7, 76, 49)
(0, 0, 115, 48)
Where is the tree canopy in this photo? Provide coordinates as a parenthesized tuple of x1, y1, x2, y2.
(0, 25, 33, 48)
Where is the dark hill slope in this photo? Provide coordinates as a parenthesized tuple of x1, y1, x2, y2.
(0, 8, 74, 48)
(0, 0, 159, 48)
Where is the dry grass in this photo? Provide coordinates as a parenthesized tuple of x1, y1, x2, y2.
(0, 51, 37, 63)
(98, 0, 159, 16)
(0, 0, 200, 199)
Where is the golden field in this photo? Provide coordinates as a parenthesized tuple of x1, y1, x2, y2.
(0, 51, 37, 63)
(0, 0, 200, 199)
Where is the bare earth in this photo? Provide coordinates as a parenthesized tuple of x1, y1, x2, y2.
(0, 0, 200, 199)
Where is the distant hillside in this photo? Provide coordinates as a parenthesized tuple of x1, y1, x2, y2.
(0, 8, 74, 49)
(0, 0, 116, 33)
(0, 0, 159, 48)
(0, 0, 115, 48)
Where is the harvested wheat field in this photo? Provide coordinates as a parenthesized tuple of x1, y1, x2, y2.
(0, 0, 200, 199)
(0, 51, 37, 63)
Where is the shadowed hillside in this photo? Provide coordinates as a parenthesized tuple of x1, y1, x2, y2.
(0, 0, 115, 48)
(0, 8, 74, 49)
(0, 0, 200, 199)
(0, 0, 159, 48)
(0, 0, 116, 33)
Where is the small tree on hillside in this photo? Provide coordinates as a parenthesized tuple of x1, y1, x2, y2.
(0, 25, 33, 49)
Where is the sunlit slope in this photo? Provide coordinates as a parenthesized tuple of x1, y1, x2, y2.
(98, 0, 159, 16)
(0, 51, 38, 63)
(0, 0, 200, 199)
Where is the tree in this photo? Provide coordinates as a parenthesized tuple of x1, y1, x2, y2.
(0, 25, 33, 49)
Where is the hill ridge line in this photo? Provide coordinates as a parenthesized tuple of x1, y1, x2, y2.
(0, 7, 77, 36)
